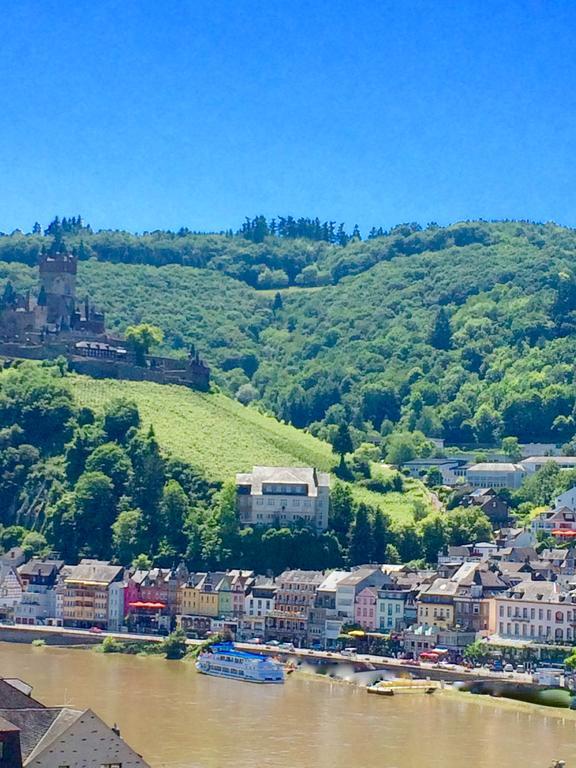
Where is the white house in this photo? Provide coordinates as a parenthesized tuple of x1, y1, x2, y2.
(530, 506, 576, 537)
(0, 566, 23, 617)
(490, 581, 576, 644)
(236, 466, 330, 531)
(107, 579, 126, 632)
(377, 587, 409, 632)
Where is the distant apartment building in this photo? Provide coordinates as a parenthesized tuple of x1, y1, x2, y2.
(521, 456, 576, 475)
(403, 457, 469, 486)
(416, 578, 458, 628)
(124, 564, 189, 632)
(377, 586, 410, 632)
(179, 572, 229, 618)
(15, 559, 64, 625)
(236, 466, 330, 531)
(335, 567, 392, 621)
(239, 578, 276, 641)
(62, 560, 123, 628)
(490, 581, 576, 644)
(307, 570, 349, 647)
(466, 462, 525, 489)
(265, 570, 324, 645)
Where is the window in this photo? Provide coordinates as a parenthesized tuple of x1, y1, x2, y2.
(101, 764, 122, 768)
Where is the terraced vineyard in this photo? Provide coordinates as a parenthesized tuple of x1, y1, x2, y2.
(71, 375, 428, 521)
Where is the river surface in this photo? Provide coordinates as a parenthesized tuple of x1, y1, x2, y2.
(0, 643, 575, 768)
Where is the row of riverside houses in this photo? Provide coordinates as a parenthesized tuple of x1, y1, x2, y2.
(3, 469, 576, 655)
(2, 537, 576, 657)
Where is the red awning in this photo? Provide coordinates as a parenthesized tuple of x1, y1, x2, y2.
(128, 601, 167, 609)
(551, 529, 576, 536)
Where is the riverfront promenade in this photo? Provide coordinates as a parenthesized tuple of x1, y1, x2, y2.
(0, 622, 534, 686)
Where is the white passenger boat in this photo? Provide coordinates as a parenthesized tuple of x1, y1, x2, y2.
(196, 642, 285, 684)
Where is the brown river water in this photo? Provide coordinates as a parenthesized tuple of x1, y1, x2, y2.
(0, 643, 575, 768)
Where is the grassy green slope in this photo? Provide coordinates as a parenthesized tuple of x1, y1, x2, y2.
(71, 375, 423, 521)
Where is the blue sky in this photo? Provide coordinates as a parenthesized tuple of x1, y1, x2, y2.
(1, 0, 575, 234)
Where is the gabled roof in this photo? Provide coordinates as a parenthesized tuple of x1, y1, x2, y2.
(18, 559, 64, 578)
(65, 560, 123, 586)
(278, 569, 324, 583)
(0, 680, 45, 710)
(337, 567, 390, 587)
(0, 707, 79, 760)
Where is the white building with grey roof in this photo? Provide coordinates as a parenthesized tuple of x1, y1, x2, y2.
(236, 466, 330, 531)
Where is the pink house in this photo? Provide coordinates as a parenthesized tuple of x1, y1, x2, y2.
(354, 586, 378, 631)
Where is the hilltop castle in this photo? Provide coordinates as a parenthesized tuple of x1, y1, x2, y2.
(0, 239, 210, 390)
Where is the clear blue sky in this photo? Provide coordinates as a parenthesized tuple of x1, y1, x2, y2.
(1, 0, 575, 234)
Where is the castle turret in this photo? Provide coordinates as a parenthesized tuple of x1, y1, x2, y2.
(38, 238, 77, 327)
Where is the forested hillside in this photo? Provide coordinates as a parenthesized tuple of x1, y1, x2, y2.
(2, 218, 576, 450)
(1, 362, 488, 573)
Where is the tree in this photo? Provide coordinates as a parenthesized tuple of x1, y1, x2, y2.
(473, 404, 502, 444)
(158, 480, 190, 556)
(125, 323, 164, 365)
(21, 532, 48, 558)
(329, 482, 355, 546)
(464, 640, 488, 663)
(361, 384, 400, 429)
(419, 513, 448, 563)
(85, 442, 133, 497)
(112, 509, 146, 565)
(446, 507, 492, 546)
(103, 399, 140, 442)
(501, 436, 522, 463)
(74, 471, 116, 558)
(395, 522, 423, 562)
(384, 543, 401, 564)
(425, 466, 444, 487)
(332, 423, 354, 472)
(65, 423, 105, 482)
(348, 503, 373, 565)
(132, 553, 153, 570)
(372, 509, 391, 562)
(385, 433, 417, 466)
(517, 461, 560, 506)
(162, 628, 188, 660)
(428, 307, 452, 350)
(272, 291, 283, 312)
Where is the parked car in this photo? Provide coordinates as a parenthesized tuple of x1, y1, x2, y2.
(89, 626, 103, 634)
(279, 642, 295, 651)
(504, 663, 514, 673)
(516, 664, 525, 673)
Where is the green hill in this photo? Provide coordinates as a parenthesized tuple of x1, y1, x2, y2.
(71, 375, 426, 521)
(3, 219, 576, 449)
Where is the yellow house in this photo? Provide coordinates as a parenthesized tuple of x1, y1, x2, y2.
(179, 572, 227, 617)
(62, 560, 123, 628)
(416, 578, 458, 629)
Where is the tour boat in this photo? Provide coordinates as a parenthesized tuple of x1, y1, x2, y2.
(196, 642, 285, 684)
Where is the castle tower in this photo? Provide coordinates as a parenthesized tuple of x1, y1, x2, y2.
(38, 239, 77, 328)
